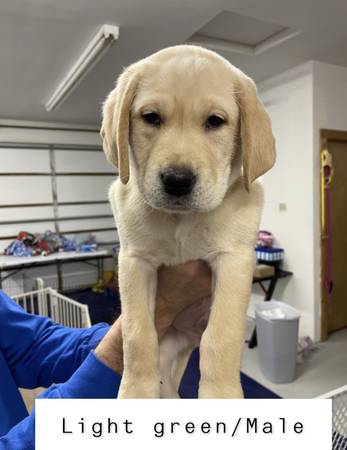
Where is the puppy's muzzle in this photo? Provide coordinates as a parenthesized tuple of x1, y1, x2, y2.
(160, 167, 197, 197)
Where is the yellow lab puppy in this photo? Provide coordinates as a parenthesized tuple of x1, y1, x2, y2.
(101, 45, 275, 398)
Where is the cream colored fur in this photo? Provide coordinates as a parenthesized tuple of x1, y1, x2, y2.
(101, 45, 276, 398)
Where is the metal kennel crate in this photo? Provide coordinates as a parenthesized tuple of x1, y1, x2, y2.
(12, 278, 91, 328)
(318, 384, 347, 449)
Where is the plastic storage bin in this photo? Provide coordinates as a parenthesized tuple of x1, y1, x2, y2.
(255, 246, 284, 262)
(255, 300, 300, 384)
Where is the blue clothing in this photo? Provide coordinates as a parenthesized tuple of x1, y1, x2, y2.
(0, 290, 121, 449)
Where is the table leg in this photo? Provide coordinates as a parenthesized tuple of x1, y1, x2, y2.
(248, 328, 258, 348)
(57, 260, 63, 292)
(265, 275, 278, 301)
(248, 274, 279, 349)
(97, 257, 103, 281)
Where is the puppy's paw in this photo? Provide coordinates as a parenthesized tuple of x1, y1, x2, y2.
(198, 381, 244, 399)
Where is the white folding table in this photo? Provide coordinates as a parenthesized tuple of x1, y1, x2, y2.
(0, 250, 110, 291)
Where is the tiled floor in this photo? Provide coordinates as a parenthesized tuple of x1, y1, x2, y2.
(242, 319, 347, 398)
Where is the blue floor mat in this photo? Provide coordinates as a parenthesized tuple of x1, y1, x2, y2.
(67, 288, 280, 399)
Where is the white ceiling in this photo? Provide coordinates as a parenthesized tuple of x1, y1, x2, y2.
(1, 0, 347, 126)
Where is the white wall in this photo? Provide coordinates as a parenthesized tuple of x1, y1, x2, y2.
(251, 62, 316, 339)
(252, 60, 347, 341)
(313, 62, 347, 131)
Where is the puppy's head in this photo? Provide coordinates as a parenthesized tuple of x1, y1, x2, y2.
(101, 45, 275, 213)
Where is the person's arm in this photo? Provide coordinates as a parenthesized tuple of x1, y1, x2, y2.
(0, 340, 122, 450)
(0, 290, 111, 388)
(0, 261, 212, 449)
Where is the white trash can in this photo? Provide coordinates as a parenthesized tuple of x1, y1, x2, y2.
(255, 300, 300, 384)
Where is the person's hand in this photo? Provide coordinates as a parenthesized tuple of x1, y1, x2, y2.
(155, 260, 212, 338)
(95, 260, 212, 374)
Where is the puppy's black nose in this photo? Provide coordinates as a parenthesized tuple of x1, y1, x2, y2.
(160, 167, 197, 197)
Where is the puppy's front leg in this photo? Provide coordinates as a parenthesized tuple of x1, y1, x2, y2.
(118, 253, 160, 398)
(199, 249, 255, 398)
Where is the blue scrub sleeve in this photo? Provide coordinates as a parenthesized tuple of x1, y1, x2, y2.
(0, 290, 111, 388)
(0, 352, 121, 450)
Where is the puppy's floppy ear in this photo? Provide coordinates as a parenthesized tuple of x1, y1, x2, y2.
(237, 74, 276, 190)
(100, 88, 119, 168)
(100, 68, 138, 184)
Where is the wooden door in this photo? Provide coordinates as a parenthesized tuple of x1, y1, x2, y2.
(325, 140, 347, 333)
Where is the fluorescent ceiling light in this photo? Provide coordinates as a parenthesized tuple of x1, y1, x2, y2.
(45, 24, 119, 111)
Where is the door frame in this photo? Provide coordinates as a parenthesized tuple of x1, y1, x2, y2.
(320, 129, 347, 340)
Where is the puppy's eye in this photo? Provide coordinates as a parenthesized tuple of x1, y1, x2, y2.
(142, 112, 161, 127)
(205, 115, 225, 129)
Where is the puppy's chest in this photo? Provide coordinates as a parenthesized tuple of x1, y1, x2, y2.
(125, 214, 219, 265)
(152, 224, 212, 264)
(171, 222, 205, 263)
(114, 182, 248, 265)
